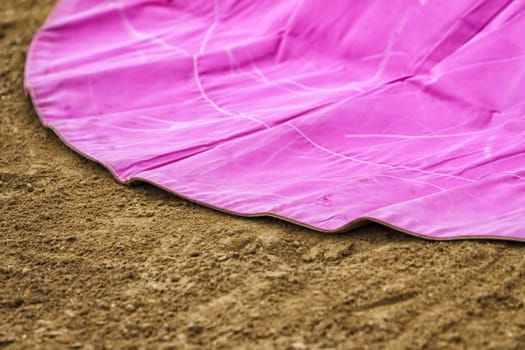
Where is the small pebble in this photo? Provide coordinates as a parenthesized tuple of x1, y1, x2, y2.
(150, 282, 165, 292)
(189, 251, 201, 257)
(187, 323, 203, 335)
(169, 274, 180, 282)
(26, 183, 34, 192)
(448, 335, 462, 343)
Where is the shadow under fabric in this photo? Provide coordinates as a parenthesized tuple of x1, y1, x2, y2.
(25, 0, 525, 240)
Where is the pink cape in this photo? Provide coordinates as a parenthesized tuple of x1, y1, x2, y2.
(25, 0, 525, 240)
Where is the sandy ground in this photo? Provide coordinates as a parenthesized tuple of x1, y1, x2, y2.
(2, 1, 525, 349)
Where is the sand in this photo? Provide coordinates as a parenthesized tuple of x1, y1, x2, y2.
(2, 1, 525, 349)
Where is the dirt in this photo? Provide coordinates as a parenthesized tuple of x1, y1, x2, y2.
(2, 1, 525, 349)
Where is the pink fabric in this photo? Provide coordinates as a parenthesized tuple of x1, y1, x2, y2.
(25, 0, 525, 240)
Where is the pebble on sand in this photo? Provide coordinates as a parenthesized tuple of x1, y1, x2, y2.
(186, 323, 204, 335)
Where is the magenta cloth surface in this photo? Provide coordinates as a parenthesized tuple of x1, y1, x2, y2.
(25, 0, 525, 240)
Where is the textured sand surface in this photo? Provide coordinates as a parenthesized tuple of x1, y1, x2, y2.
(2, 2, 525, 349)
